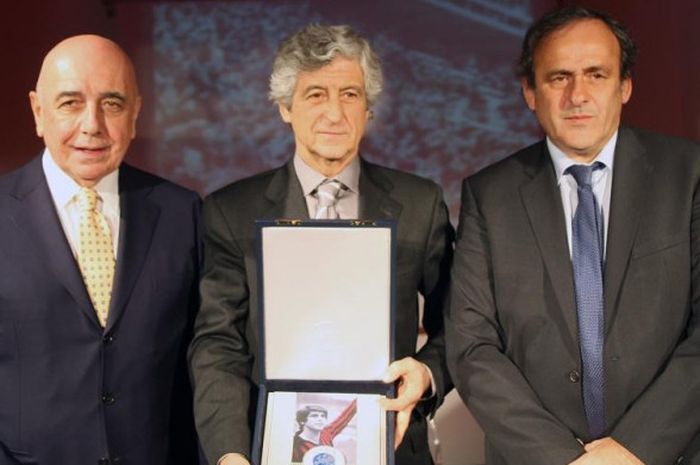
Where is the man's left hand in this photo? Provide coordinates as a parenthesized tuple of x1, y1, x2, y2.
(379, 357, 432, 449)
(568, 437, 645, 465)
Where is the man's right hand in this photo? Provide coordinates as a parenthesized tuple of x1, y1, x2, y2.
(218, 453, 251, 465)
(568, 438, 645, 465)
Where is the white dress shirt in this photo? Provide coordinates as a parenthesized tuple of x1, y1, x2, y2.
(293, 154, 360, 219)
(548, 131, 617, 259)
(41, 149, 121, 259)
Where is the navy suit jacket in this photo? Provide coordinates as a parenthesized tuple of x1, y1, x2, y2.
(0, 156, 201, 465)
(189, 158, 454, 465)
(447, 127, 700, 465)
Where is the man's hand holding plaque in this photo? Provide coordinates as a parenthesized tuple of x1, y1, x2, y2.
(380, 357, 433, 448)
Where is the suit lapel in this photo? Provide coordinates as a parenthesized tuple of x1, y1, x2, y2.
(264, 161, 308, 219)
(106, 165, 160, 332)
(269, 158, 402, 221)
(520, 144, 579, 350)
(9, 157, 99, 327)
(358, 160, 402, 220)
(603, 128, 650, 333)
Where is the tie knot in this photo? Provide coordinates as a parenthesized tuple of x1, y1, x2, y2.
(566, 162, 604, 188)
(315, 179, 344, 207)
(76, 187, 99, 212)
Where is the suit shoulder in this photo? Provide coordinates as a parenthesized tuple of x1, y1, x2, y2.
(121, 164, 200, 203)
(0, 156, 42, 195)
(625, 126, 699, 148)
(467, 140, 544, 186)
(623, 127, 700, 160)
(363, 160, 443, 195)
(206, 166, 280, 203)
(0, 166, 22, 194)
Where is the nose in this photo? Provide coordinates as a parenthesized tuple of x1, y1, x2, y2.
(80, 103, 103, 136)
(567, 75, 589, 106)
(323, 95, 344, 123)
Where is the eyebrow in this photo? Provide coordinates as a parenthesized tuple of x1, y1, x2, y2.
(583, 65, 609, 74)
(340, 85, 364, 93)
(54, 91, 127, 102)
(300, 85, 364, 94)
(301, 85, 326, 94)
(545, 65, 610, 78)
(54, 91, 83, 103)
(101, 92, 127, 101)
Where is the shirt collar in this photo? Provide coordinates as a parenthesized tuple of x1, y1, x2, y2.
(293, 154, 360, 195)
(41, 148, 120, 210)
(548, 131, 618, 185)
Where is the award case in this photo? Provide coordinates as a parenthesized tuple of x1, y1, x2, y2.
(252, 220, 396, 465)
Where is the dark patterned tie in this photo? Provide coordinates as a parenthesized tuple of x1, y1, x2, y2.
(314, 179, 343, 219)
(567, 162, 605, 439)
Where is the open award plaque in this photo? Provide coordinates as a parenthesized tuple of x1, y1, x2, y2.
(252, 220, 396, 465)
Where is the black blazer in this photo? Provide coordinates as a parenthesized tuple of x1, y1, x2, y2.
(0, 157, 201, 465)
(447, 127, 700, 465)
(189, 158, 454, 465)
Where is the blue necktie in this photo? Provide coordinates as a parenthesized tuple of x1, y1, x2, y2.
(567, 162, 605, 439)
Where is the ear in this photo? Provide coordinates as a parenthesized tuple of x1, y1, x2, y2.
(130, 95, 142, 140)
(29, 91, 44, 137)
(620, 77, 633, 104)
(278, 103, 292, 123)
(521, 78, 536, 112)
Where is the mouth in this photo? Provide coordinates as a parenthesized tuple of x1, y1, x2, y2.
(317, 130, 348, 136)
(318, 134, 347, 139)
(72, 146, 110, 156)
(563, 115, 593, 122)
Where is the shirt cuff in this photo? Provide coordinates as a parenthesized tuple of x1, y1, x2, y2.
(420, 362, 436, 400)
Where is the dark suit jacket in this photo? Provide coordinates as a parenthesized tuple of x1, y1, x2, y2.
(189, 158, 454, 465)
(0, 156, 201, 465)
(446, 127, 700, 465)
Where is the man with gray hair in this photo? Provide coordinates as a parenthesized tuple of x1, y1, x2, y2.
(189, 24, 453, 465)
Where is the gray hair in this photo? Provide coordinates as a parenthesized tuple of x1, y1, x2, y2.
(269, 24, 383, 109)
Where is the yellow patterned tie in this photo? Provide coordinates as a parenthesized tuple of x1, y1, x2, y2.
(76, 187, 115, 327)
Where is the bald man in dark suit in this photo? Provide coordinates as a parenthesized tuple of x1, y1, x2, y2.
(0, 35, 200, 465)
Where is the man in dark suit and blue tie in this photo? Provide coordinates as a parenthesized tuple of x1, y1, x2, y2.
(447, 6, 700, 465)
(0, 35, 200, 464)
(189, 24, 454, 465)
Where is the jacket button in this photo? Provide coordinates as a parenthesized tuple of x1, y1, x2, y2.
(103, 334, 114, 344)
(102, 393, 116, 405)
(676, 456, 684, 464)
(568, 370, 580, 383)
(98, 459, 110, 465)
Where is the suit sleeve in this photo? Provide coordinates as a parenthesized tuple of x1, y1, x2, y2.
(188, 195, 253, 465)
(446, 178, 584, 465)
(0, 443, 19, 465)
(609, 175, 700, 464)
(168, 196, 203, 465)
(413, 184, 454, 414)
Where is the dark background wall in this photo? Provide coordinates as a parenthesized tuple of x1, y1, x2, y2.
(4, 1, 699, 213)
(2, 1, 698, 464)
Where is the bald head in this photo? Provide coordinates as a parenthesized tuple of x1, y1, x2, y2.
(30, 34, 141, 186)
(36, 34, 139, 96)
